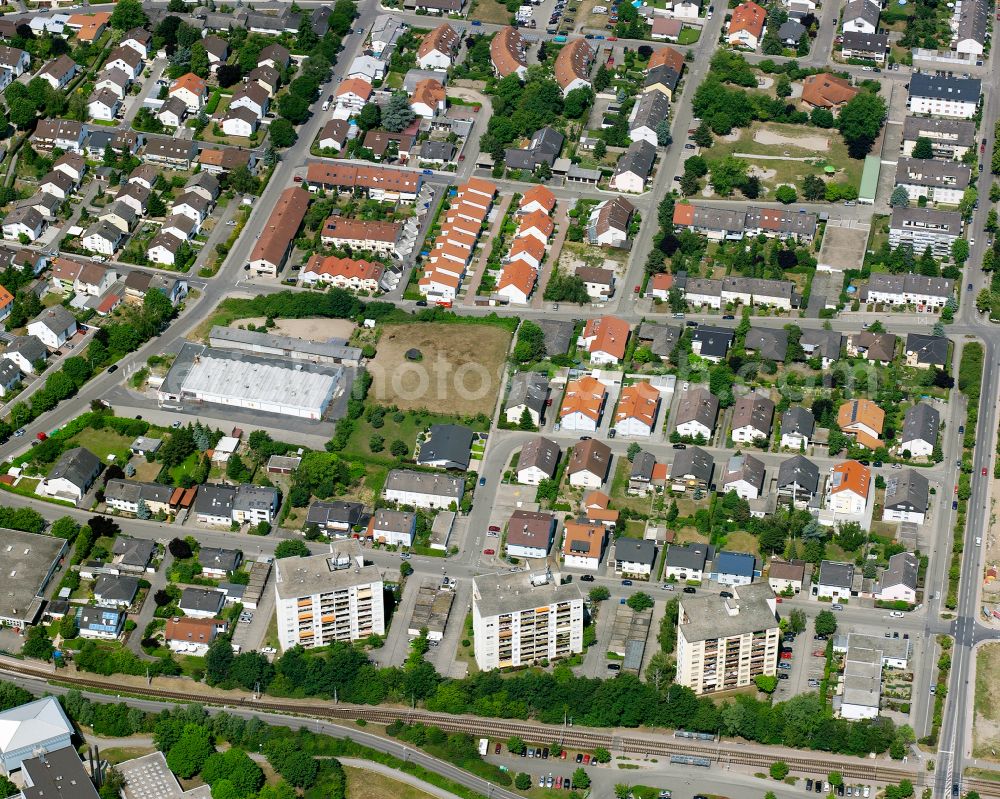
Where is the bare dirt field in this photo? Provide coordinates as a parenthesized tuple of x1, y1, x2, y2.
(753, 127, 831, 151)
(230, 317, 357, 341)
(367, 322, 511, 416)
(818, 224, 870, 272)
(974, 643, 1000, 757)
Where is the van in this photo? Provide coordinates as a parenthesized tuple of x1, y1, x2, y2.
(322, 99, 330, 111)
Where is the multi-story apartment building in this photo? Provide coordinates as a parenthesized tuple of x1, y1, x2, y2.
(887, 207, 962, 257)
(675, 582, 780, 695)
(906, 73, 981, 119)
(274, 540, 385, 651)
(472, 570, 584, 670)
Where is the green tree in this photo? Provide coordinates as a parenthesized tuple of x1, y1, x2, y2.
(513, 320, 546, 362)
(268, 118, 297, 147)
(594, 138, 607, 160)
(774, 184, 798, 204)
(50, 516, 80, 540)
(21, 626, 53, 661)
(814, 609, 837, 635)
(627, 442, 641, 462)
(110, 0, 148, 29)
(506, 736, 526, 754)
(275, 540, 310, 559)
(205, 636, 234, 686)
(889, 186, 910, 207)
(572, 768, 590, 790)
(226, 453, 250, 482)
(828, 772, 843, 787)
(592, 747, 611, 763)
(837, 91, 887, 158)
(189, 42, 209, 79)
(755, 674, 778, 693)
(357, 102, 381, 131)
(588, 586, 610, 602)
(911, 137, 934, 159)
(166, 724, 214, 779)
(769, 760, 789, 780)
(390, 439, 409, 458)
(952, 238, 970, 265)
(515, 773, 532, 791)
(626, 592, 654, 612)
(382, 93, 416, 132)
(788, 608, 807, 634)
(802, 174, 826, 201)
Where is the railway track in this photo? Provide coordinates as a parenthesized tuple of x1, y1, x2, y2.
(2, 660, 995, 797)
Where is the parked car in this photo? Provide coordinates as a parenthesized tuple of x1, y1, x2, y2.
(580, 574, 595, 582)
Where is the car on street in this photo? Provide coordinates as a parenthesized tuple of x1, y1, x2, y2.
(683, 586, 696, 594)
(607, 663, 621, 671)
(622, 579, 633, 586)
(107, 365, 118, 373)
(171, 421, 182, 429)
(489, 525, 501, 532)
(813, 650, 826, 656)
(953, 500, 959, 509)
(583, 755, 591, 764)
(778, 662, 791, 670)
(832, 603, 844, 611)
(13, 429, 24, 437)
(575, 754, 583, 763)
(777, 673, 789, 680)
(495, 743, 502, 754)
(580, 574, 595, 581)
(890, 611, 904, 618)
(662, 583, 674, 590)
(814, 634, 828, 641)
(780, 651, 792, 660)
(984, 467, 989, 476)
(672, 443, 687, 449)
(684, 143, 696, 149)
(483, 548, 496, 555)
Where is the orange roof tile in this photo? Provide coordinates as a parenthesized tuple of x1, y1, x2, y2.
(336, 78, 373, 100)
(837, 398, 885, 435)
(554, 38, 595, 90)
(411, 78, 446, 108)
(508, 235, 545, 264)
(562, 520, 605, 559)
(498, 260, 537, 296)
(583, 315, 630, 359)
(830, 460, 871, 497)
(615, 381, 660, 427)
(491, 26, 528, 77)
(520, 185, 557, 213)
(518, 209, 554, 239)
(170, 72, 207, 97)
(560, 375, 607, 422)
(672, 203, 695, 225)
(305, 254, 384, 282)
(729, 1, 766, 38)
(647, 46, 684, 73)
(417, 23, 460, 59)
(801, 73, 859, 109)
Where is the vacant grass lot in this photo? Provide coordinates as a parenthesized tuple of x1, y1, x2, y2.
(701, 121, 864, 199)
(344, 766, 436, 799)
(468, 0, 512, 23)
(367, 322, 511, 416)
(975, 643, 1000, 757)
(68, 427, 134, 464)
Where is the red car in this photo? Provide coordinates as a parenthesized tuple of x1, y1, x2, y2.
(583, 754, 591, 765)
(36, 432, 47, 441)
(556, 778, 563, 788)
(561, 751, 567, 760)
(984, 467, 989, 476)
(775, 597, 782, 603)
(813, 650, 826, 657)
(780, 651, 793, 660)
(484, 549, 496, 555)
(489, 525, 500, 532)
(495, 743, 502, 754)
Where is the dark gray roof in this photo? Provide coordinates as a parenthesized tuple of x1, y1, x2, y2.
(901, 116, 976, 146)
(48, 447, 101, 489)
(778, 18, 806, 41)
(865, 271, 955, 300)
(104, 479, 173, 506)
(630, 450, 656, 481)
(884, 469, 929, 513)
(306, 500, 366, 527)
(615, 537, 656, 566)
(901, 402, 940, 447)
(908, 73, 981, 104)
(112, 536, 155, 568)
(818, 559, 855, 590)
(781, 406, 815, 437)
(692, 324, 734, 358)
(880, 551, 919, 591)
(675, 386, 719, 429)
(956, 0, 987, 46)
(4, 335, 47, 364)
(233, 484, 279, 513)
(842, 0, 881, 28)
(310, 6, 333, 35)
(666, 542, 713, 570)
(800, 328, 843, 361)
(841, 31, 889, 52)
(777, 454, 819, 493)
(21, 743, 100, 799)
(30, 305, 76, 336)
(669, 445, 713, 482)
(644, 63, 679, 91)
(904, 333, 949, 366)
(421, 141, 457, 161)
(745, 326, 788, 361)
(637, 322, 680, 357)
(506, 372, 549, 415)
(614, 139, 656, 181)
(631, 89, 669, 132)
(731, 394, 774, 435)
(716, 550, 756, 578)
(384, 469, 465, 500)
(179, 587, 225, 614)
(531, 126, 565, 157)
(896, 157, 971, 191)
(537, 319, 575, 356)
(194, 484, 236, 516)
(198, 547, 242, 572)
(94, 574, 139, 603)
(722, 453, 765, 492)
(519, 436, 561, 478)
(417, 424, 475, 470)
(0, 359, 20, 385)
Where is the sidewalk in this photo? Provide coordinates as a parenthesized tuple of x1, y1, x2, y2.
(531, 204, 571, 309)
(460, 193, 512, 306)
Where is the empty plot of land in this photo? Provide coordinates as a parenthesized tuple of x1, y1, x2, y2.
(230, 317, 357, 341)
(753, 127, 831, 151)
(368, 322, 511, 415)
(818, 224, 870, 272)
(974, 643, 1000, 757)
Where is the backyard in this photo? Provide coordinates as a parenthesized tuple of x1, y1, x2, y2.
(67, 427, 134, 465)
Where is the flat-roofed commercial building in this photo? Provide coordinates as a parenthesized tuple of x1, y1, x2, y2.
(158, 342, 343, 420)
(0, 530, 68, 630)
(472, 569, 583, 670)
(274, 540, 384, 651)
(675, 582, 780, 695)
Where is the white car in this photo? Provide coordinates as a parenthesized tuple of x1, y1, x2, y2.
(261, 647, 277, 654)
(890, 611, 904, 618)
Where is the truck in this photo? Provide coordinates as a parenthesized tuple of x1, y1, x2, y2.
(478, 739, 489, 757)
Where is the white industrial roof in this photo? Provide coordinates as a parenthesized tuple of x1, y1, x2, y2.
(0, 696, 73, 753)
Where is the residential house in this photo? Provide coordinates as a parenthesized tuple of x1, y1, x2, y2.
(730, 393, 775, 444)
(301, 255, 385, 292)
(416, 424, 474, 471)
(714, 551, 757, 587)
(838, 398, 885, 450)
(222, 106, 259, 137)
(230, 81, 270, 118)
(776, 454, 820, 508)
(800, 73, 859, 111)
(318, 119, 351, 152)
(335, 77, 373, 110)
(562, 520, 606, 571)
(179, 587, 225, 619)
(901, 116, 975, 160)
(895, 157, 971, 205)
(506, 509, 556, 559)
(814, 560, 855, 600)
(904, 332, 949, 369)
(559, 376, 607, 432)
(410, 78, 447, 119)
(629, 89, 670, 146)
(800, 328, 843, 368)
(554, 37, 594, 96)
(384, 469, 465, 509)
(907, 73, 981, 118)
(232, 484, 280, 525)
(614, 381, 661, 437)
(520, 185, 557, 215)
(3, 335, 47, 374)
(629, 450, 657, 494)
(305, 500, 366, 534)
(768, 559, 806, 594)
(727, 0, 767, 48)
(875, 551, 920, 603)
(257, 42, 291, 69)
(841, 31, 889, 63)
(664, 542, 713, 581)
(674, 386, 719, 440)
(882, 470, 929, 525)
(567, 438, 612, 489)
(862, 271, 955, 307)
(2, 205, 44, 242)
(672, 203, 745, 240)
(368, 508, 417, 546)
(780, 406, 815, 451)
(690, 325, 734, 361)
(491, 25, 528, 78)
(609, 139, 656, 193)
(417, 23, 460, 69)
(38, 54, 77, 90)
(248, 186, 309, 276)
(38, 446, 101, 502)
(668, 446, 714, 492)
(166, 617, 228, 655)
(744, 326, 788, 361)
(841, 0, 880, 33)
(721, 452, 766, 500)
(505, 372, 549, 427)
(516, 436, 560, 486)
(579, 315, 630, 365)
(170, 72, 208, 113)
(198, 547, 243, 579)
(27, 306, 77, 350)
(588, 196, 635, 247)
(79, 607, 126, 639)
(613, 538, 656, 579)
(504, 126, 564, 171)
(847, 330, 898, 364)
(201, 35, 229, 70)
(93, 574, 139, 608)
(900, 402, 939, 458)
(827, 460, 871, 516)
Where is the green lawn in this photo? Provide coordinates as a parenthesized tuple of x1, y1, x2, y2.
(345, 409, 489, 461)
(68, 428, 134, 464)
(701, 121, 864, 199)
(677, 27, 701, 44)
(168, 451, 202, 485)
